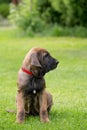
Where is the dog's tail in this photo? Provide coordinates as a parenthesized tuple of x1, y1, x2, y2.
(6, 110, 30, 117)
(6, 109, 16, 114)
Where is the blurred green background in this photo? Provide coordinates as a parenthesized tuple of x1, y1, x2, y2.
(0, 0, 87, 37)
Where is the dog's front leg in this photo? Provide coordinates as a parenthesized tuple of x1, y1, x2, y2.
(39, 90, 50, 122)
(16, 91, 25, 123)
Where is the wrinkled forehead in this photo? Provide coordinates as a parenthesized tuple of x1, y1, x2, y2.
(30, 47, 49, 54)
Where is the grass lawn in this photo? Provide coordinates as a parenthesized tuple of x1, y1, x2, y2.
(0, 27, 87, 130)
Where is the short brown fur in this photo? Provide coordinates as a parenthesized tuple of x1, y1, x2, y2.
(16, 47, 58, 123)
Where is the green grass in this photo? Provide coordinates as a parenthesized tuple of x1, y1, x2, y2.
(0, 27, 87, 130)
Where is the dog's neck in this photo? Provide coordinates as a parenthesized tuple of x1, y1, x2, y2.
(22, 67, 33, 75)
(21, 67, 45, 79)
(21, 67, 45, 96)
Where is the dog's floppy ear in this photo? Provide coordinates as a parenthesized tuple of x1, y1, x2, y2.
(30, 53, 42, 68)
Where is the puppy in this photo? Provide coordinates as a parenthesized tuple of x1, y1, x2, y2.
(16, 47, 59, 123)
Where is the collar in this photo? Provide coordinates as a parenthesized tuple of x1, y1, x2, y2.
(22, 67, 33, 75)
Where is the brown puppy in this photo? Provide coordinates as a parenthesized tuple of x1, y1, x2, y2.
(16, 47, 59, 123)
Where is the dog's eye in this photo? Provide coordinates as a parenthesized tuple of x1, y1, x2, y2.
(44, 53, 49, 57)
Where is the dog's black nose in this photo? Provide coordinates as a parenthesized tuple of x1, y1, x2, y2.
(55, 60, 59, 65)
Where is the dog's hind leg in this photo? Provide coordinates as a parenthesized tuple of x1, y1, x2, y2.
(46, 92, 53, 113)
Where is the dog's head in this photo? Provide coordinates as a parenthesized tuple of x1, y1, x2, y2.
(24, 47, 59, 78)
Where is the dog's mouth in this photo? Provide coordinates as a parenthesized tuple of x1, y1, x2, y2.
(51, 60, 59, 69)
(45, 60, 59, 73)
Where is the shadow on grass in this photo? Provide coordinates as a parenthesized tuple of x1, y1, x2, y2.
(51, 108, 87, 124)
(1, 26, 87, 38)
(17, 25, 87, 38)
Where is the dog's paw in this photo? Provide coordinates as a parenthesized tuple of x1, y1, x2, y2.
(16, 119, 24, 124)
(40, 118, 50, 123)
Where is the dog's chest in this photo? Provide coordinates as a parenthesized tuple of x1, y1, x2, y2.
(24, 77, 45, 96)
